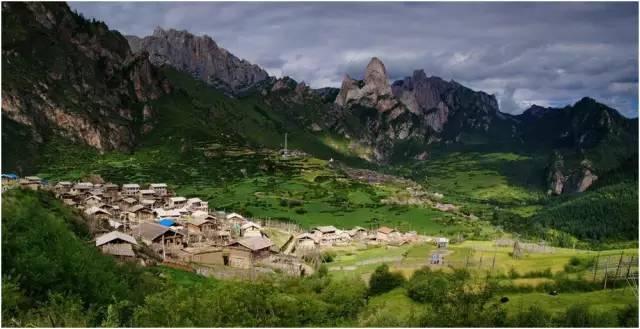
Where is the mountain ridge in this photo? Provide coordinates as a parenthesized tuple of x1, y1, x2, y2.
(2, 3, 636, 197)
(126, 27, 272, 96)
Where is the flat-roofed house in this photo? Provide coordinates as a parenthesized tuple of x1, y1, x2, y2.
(149, 183, 167, 196)
(241, 221, 263, 238)
(126, 204, 155, 223)
(225, 236, 275, 268)
(140, 199, 157, 209)
(122, 183, 140, 196)
(54, 181, 73, 194)
(180, 246, 224, 265)
(153, 208, 181, 220)
(436, 237, 449, 249)
(102, 183, 119, 204)
(168, 197, 187, 209)
(72, 182, 93, 194)
(186, 197, 208, 212)
(95, 231, 137, 259)
(20, 176, 42, 190)
(120, 197, 138, 212)
(138, 189, 156, 201)
(104, 183, 119, 193)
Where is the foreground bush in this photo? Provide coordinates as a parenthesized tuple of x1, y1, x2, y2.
(368, 264, 406, 295)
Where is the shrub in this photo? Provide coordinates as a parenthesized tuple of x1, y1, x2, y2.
(510, 305, 555, 327)
(321, 278, 367, 318)
(406, 268, 450, 304)
(617, 304, 639, 327)
(368, 264, 406, 295)
(321, 251, 336, 263)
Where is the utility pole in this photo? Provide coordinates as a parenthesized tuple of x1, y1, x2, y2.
(614, 251, 625, 288)
(283, 133, 288, 158)
(593, 252, 600, 281)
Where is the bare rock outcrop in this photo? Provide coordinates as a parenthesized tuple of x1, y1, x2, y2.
(2, 2, 168, 152)
(127, 28, 270, 95)
(335, 57, 399, 112)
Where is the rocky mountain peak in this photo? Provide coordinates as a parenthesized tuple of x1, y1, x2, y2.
(334, 57, 398, 112)
(126, 27, 270, 95)
(364, 57, 392, 95)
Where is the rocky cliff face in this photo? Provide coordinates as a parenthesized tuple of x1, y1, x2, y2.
(329, 57, 513, 161)
(2, 2, 169, 153)
(547, 153, 599, 195)
(127, 28, 270, 95)
(335, 57, 399, 112)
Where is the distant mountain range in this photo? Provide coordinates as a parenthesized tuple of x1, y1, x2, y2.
(2, 2, 637, 195)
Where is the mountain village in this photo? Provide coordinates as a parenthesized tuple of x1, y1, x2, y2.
(2, 174, 448, 278)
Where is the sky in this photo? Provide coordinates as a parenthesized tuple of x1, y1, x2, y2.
(71, 2, 638, 117)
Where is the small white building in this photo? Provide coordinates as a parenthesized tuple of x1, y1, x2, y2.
(122, 183, 140, 196)
(186, 197, 208, 212)
(436, 237, 449, 249)
(149, 183, 168, 196)
(168, 197, 187, 209)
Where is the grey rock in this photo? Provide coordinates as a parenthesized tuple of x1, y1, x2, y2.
(127, 27, 270, 95)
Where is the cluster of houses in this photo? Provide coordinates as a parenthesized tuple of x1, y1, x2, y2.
(5, 174, 451, 276)
(29, 179, 290, 272)
(293, 225, 426, 254)
(1, 174, 43, 192)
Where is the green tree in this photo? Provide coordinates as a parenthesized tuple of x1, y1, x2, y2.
(368, 264, 406, 295)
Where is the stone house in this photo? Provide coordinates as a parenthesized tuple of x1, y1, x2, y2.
(126, 204, 155, 223)
(120, 197, 138, 212)
(149, 183, 167, 196)
(72, 182, 93, 194)
(180, 246, 224, 265)
(122, 183, 140, 196)
(138, 189, 156, 201)
(225, 236, 275, 268)
(54, 181, 73, 194)
(168, 196, 187, 209)
(20, 176, 42, 190)
(186, 197, 208, 212)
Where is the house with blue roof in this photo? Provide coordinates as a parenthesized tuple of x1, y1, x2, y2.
(158, 218, 175, 227)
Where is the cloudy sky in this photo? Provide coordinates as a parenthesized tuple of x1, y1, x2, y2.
(71, 2, 638, 117)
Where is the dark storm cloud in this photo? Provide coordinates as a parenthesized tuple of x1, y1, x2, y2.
(70, 2, 638, 117)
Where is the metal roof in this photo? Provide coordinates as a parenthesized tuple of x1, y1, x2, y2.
(95, 231, 137, 246)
